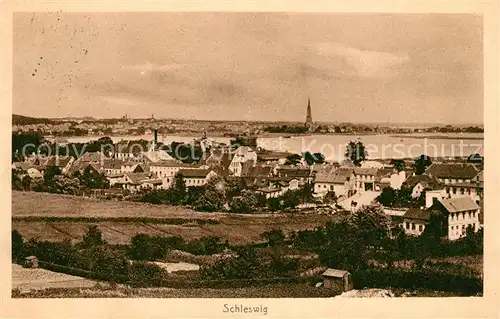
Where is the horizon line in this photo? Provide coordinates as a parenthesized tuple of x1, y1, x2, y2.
(12, 113, 484, 127)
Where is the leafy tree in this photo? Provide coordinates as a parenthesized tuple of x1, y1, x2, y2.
(79, 165, 109, 189)
(128, 261, 168, 287)
(260, 229, 285, 246)
(390, 159, 405, 172)
(345, 140, 367, 166)
(185, 186, 206, 206)
(30, 177, 46, 192)
(268, 253, 299, 277)
(420, 211, 447, 247)
(129, 234, 152, 260)
(168, 173, 187, 205)
(52, 175, 80, 195)
(21, 175, 32, 191)
(200, 246, 263, 280)
(192, 179, 225, 212)
(184, 236, 224, 255)
(295, 183, 314, 204)
(285, 154, 302, 166)
(377, 187, 397, 206)
(43, 165, 62, 189)
(323, 190, 337, 204)
(226, 178, 248, 200)
(303, 152, 325, 166)
(414, 154, 432, 175)
(229, 190, 260, 213)
(12, 132, 45, 161)
(281, 190, 301, 209)
(12, 230, 25, 261)
(267, 197, 282, 211)
(12, 169, 23, 190)
(82, 225, 105, 248)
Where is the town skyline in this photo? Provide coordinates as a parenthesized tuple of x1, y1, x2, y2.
(14, 13, 483, 124)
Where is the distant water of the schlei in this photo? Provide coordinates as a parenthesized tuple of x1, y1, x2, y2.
(65, 133, 484, 161)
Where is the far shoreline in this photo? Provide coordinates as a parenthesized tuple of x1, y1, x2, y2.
(60, 131, 484, 141)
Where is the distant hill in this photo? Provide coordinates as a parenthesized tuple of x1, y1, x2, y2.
(13, 114, 55, 125)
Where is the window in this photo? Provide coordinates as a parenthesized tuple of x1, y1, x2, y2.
(451, 226, 454, 230)
(446, 187, 450, 194)
(467, 189, 471, 195)
(460, 188, 465, 195)
(411, 223, 416, 230)
(405, 223, 409, 229)
(419, 225, 423, 232)
(452, 187, 457, 194)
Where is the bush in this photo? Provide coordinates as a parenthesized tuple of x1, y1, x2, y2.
(260, 229, 285, 246)
(129, 234, 185, 260)
(128, 261, 169, 287)
(353, 266, 482, 294)
(183, 236, 225, 255)
(81, 225, 105, 248)
(12, 230, 25, 262)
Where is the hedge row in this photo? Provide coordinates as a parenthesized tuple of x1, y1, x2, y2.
(12, 216, 220, 225)
(353, 267, 482, 294)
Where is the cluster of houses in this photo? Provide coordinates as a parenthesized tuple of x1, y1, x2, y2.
(12, 135, 484, 242)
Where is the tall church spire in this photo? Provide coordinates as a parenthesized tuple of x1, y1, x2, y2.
(305, 97, 313, 130)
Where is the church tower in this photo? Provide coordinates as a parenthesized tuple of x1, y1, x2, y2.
(305, 98, 313, 131)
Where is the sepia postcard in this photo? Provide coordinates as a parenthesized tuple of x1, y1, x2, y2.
(1, 0, 499, 318)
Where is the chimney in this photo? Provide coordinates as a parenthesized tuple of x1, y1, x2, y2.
(154, 128, 158, 145)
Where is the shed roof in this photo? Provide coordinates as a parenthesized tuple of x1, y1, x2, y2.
(322, 268, 350, 278)
(403, 208, 431, 221)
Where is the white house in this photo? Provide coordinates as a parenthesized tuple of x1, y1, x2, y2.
(100, 159, 124, 175)
(444, 182, 480, 203)
(424, 163, 479, 185)
(229, 146, 257, 177)
(353, 168, 378, 192)
(432, 197, 481, 241)
(178, 169, 218, 187)
(141, 143, 174, 163)
(403, 174, 442, 199)
(402, 208, 430, 236)
(117, 172, 162, 192)
(314, 167, 356, 198)
(256, 186, 286, 199)
(149, 160, 208, 188)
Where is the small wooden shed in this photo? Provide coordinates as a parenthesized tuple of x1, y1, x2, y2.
(322, 268, 353, 292)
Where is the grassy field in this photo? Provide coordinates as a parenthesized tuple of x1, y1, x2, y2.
(12, 191, 338, 244)
(12, 284, 470, 298)
(12, 264, 97, 291)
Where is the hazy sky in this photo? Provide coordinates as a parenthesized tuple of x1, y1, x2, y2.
(14, 13, 483, 124)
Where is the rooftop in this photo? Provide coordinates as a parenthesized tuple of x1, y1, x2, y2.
(322, 268, 350, 278)
(177, 168, 214, 178)
(425, 163, 479, 180)
(403, 208, 431, 221)
(438, 197, 480, 213)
